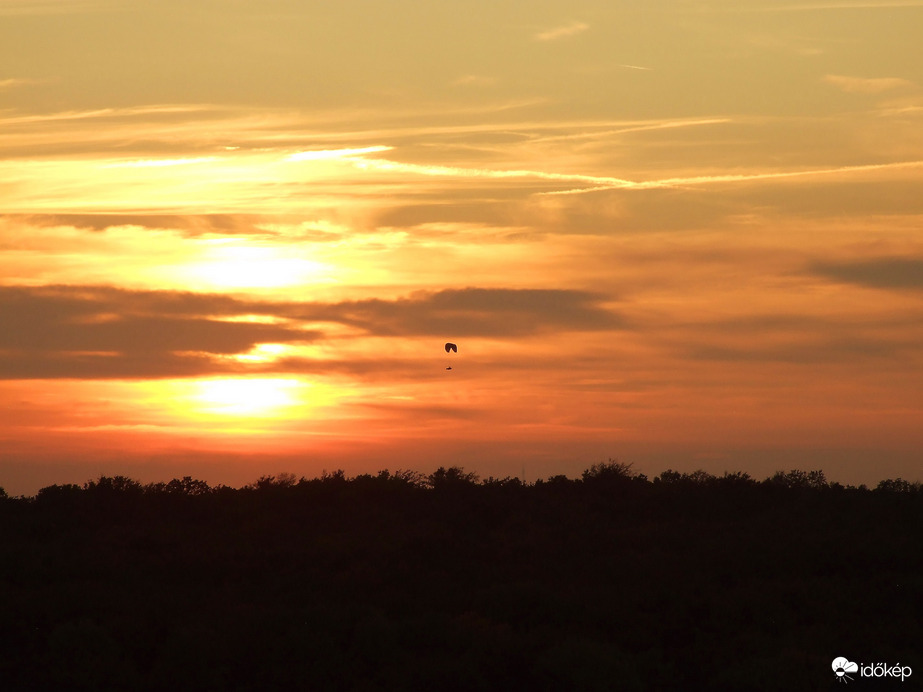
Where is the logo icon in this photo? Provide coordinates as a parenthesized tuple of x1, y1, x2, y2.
(833, 657, 859, 684)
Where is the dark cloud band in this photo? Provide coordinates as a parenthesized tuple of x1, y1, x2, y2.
(0, 284, 621, 379)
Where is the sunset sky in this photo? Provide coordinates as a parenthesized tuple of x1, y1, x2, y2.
(2, 0, 922, 494)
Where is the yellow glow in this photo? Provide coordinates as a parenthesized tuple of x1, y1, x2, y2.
(186, 242, 333, 289)
(286, 145, 392, 161)
(191, 378, 305, 417)
(104, 157, 219, 168)
(232, 343, 290, 363)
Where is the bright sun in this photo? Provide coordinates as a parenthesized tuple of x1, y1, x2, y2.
(187, 242, 332, 289)
(193, 378, 304, 417)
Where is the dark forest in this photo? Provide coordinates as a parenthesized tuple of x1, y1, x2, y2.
(2, 462, 920, 690)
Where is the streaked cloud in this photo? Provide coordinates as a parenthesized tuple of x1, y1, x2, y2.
(534, 21, 589, 41)
(0, 0, 113, 15)
(0, 285, 622, 379)
(670, 312, 923, 364)
(0, 77, 40, 90)
(824, 74, 914, 94)
(541, 159, 923, 195)
(351, 155, 638, 189)
(809, 257, 923, 290)
(295, 287, 623, 337)
(452, 74, 499, 87)
(104, 157, 219, 169)
(286, 146, 393, 162)
(711, 1, 923, 11)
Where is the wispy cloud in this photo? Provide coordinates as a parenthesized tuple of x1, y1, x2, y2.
(824, 74, 914, 94)
(534, 21, 589, 42)
(809, 257, 923, 290)
(523, 117, 729, 145)
(0, 0, 116, 15)
(104, 157, 219, 169)
(286, 146, 392, 162)
(716, 1, 923, 11)
(0, 104, 214, 127)
(350, 155, 636, 188)
(347, 149, 923, 195)
(452, 74, 499, 88)
(540, 160, 923, 195)
(0, 285, 622, 379)
(0, 78, 42, 91)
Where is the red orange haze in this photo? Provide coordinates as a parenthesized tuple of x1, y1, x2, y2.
(2, 1, 922, 494)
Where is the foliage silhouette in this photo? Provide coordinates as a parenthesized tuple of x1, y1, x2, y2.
(1, 464, 921, 690)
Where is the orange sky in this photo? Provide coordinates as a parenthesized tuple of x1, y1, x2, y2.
(2, 1, 922, 494)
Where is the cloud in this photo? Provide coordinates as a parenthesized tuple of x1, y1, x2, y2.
(684, 337, 910, 363)
(809, 257, 923, 290)
(0, 0, 112, 14)
(717, 1, 923, 11)
(0, 285, 622, 379)
(452, 75, 498, 88)
(351, 155, 638, 189)
(286, 146, 392, 162)
(0, 285, 318, 379)
(534, 21, 589, 42)
(540, 160, 923, 196)
(104, 157, 219, 169)
(824, 74, 914, 94)
(294, 288, 623, 337)
(4, 213, 277, 236)
(0, 78, 41, 91)
(669, 311, 923, 365)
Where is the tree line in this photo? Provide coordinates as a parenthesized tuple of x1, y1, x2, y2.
(1, 461, 921, 691)
(3, 460, 921, 503)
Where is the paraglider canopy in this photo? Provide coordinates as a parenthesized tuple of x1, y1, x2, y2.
(445, 342, 457, 353)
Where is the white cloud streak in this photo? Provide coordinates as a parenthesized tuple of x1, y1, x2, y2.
(0, 78, 41, 90)
(287, 146, 393, 162)
(824, 74, 914, 94)
(0, 104, 213, 127)
(349, 157, 637, 188)
(104, 157, 219, 169)
(714, 1, 923, 10)
(341, 151, 923, 195)
(541, 160, 923, 195)
(534, 21, 589, 41)
(0, 0, 116, 14)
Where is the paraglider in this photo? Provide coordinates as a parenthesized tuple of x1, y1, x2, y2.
(445, 342, 456, 370)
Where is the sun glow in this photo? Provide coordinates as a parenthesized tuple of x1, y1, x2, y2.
(185, 242, 334, 289)
(231, 343, 291, 363)
(191, 377, 306, 417)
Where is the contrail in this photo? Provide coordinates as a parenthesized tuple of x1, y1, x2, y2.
(539, 160, 923, 195)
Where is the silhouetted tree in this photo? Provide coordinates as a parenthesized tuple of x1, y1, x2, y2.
(766, 468, 828, 490)
(3, 463, 922, 691)
(83, 475, 144, 495)
(35, 482, 83, 506)
(427, 466, 479, 488)
(162, 476, 213, 496)
(247, 472, 298, 490)
(876, 477, 920, 493)
(716, 470, 756, 488)
(654, 469, 716, 486)
(581, 459, 643, 491)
